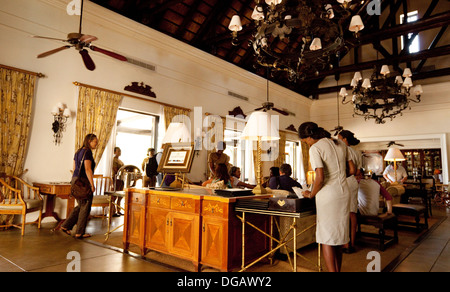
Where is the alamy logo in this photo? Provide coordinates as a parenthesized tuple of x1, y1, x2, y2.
(67, 0, 81, 15)
(367, 0, 381, 16)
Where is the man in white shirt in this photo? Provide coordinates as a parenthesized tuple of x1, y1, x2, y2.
(358, 175, 393, 216)
(383, 163, 407, 184)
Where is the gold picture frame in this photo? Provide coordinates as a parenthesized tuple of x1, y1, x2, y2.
(157, 142, 195, 173)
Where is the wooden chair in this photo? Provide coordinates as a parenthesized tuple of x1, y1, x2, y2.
(356, 213, 398, 251)
(0, 175, 43, 236)
(91, 175, 112, 217)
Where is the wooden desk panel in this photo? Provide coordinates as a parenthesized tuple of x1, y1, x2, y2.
(123, 188, 270, 272)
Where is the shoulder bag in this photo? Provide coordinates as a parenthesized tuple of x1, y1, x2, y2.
(71, 149, 92, 200)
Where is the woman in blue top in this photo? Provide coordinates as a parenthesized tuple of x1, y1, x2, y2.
(61, 133, 98, 239)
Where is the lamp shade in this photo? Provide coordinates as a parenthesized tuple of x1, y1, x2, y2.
(63, 108, 71, 117)
(162, 122, 191, 144)
(251, 6, 264, 20)
(402, 77, 413, 88)
(380, 65, 390, 76)
(349, 15, 364, 32)
(403, 68, 412, 78)
(353, 71, 362, 81)
(413, 85, 423, 95)
(228, 15, 242, 32)
(362, 78, 371, 89)
(241, 111, 279, 141)
(309, 38, 322, 51)
(384, 148, 406, 161)
(265, 0, 282, 5)
(339, 87, 348, 97)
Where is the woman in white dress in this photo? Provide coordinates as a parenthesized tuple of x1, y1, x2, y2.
(338, 130, 362, 254)
(299, 122, 355, 272)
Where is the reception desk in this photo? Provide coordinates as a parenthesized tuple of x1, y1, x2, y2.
(123, 187, 271, 271)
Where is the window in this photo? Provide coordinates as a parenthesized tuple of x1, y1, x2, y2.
(285, 141, 301, 181)
(96, 109, 159, 181)
(224, 129, 247, 181)
(400, 11, 419, 53)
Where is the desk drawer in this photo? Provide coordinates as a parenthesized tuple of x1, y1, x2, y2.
(202, 200, 227, 218)
(130, 193, 145, 205)
(171, 197, 196, 213)
(37, 185, 55, 194)
(150, 194, 171, 209)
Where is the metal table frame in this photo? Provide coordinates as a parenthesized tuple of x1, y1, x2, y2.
(235, 207, 321, 272)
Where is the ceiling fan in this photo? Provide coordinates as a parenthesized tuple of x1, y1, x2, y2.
(387, 141, 405, 148)
(254, 73, 288, 116)
(32, 0, 127, 71)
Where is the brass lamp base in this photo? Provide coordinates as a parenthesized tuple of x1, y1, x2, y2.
(252, 184, 267, 195)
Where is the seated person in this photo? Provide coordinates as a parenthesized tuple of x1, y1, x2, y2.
(357, 170, 393, 216)
(269, 164, 301, 193)
(202, 163, 232, 189)
(262, 166, 279, 188)
(383, 162, 407, 184)
(229, 166, 255, 189)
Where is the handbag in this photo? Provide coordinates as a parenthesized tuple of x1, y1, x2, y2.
(70, 149, 92, 200)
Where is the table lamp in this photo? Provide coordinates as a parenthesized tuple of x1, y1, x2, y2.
(384, 147, 406, 184)
(241, 111, 279, 194)
(162, 122, 191, 144)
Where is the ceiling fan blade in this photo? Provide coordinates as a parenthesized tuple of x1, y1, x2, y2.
(79, 34, 98, 43)
(79, 49, 96, 71)
(272, 107, 289, 116)
(254, 107, 265, 111)
(89, 45, 127, 61)
(32, 35, 67, 42)
(37, 46, 71, 58)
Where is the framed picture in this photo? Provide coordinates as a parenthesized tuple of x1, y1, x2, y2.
(157, 142, 195, 173)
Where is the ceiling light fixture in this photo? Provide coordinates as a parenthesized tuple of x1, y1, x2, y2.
(340, 65, 423, 124)
(229, 0, 363, 82)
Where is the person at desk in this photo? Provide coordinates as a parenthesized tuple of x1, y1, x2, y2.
(61, 133, 98, 239)
(208, 141, 230, 178)
(269, 164, 301, 193)
(202, 163, 232, 189)
(357, 170, 393, 216)
(262, 167, 279, 188)
(142, 148, 158, 187)
(383, 163, 407, 184)
(112, 147, 124, 217)
(299, 122, 355, 272)
(230, 166, 255, 189)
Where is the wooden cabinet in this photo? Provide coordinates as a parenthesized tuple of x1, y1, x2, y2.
(123, 188, 270, 271)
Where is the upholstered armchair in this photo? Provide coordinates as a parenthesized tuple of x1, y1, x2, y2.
(0, 175, 43, 236)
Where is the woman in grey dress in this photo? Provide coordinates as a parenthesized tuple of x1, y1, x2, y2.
(299, 122, 355, 272)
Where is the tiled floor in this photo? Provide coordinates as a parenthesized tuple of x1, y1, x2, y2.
(0, 206, 448, 272)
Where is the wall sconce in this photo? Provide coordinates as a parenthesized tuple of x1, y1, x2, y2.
(51, 103, 70, 145)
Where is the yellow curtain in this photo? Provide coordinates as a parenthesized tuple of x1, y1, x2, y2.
(163, 106, 190, 130)
(75, 86, 122, 166)
(301, 141, 311, 173)
(0, 68, 36, 176)
(273, 131, 286, 168)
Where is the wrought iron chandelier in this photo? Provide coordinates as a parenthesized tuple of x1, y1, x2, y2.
(228, 0, 364, 82)
(340, 66, 423, 124)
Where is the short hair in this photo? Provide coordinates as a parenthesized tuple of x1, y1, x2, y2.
(279, 164, 292, 176)
(230, 166, 240, 177)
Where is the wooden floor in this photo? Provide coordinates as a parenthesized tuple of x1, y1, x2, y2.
(0, 206, 448, 273)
